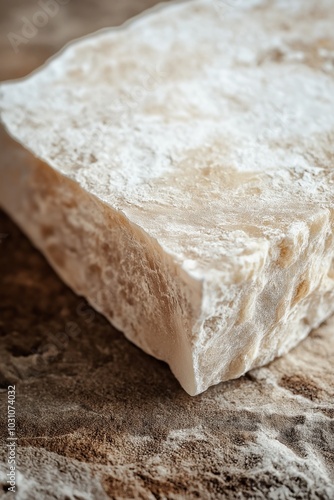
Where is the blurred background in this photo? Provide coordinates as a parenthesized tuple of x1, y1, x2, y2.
(0, 0, 169, 81)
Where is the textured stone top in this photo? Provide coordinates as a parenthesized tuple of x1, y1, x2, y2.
(1, 0, 334, 279)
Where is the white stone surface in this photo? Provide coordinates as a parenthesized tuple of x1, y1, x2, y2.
(0, 0, 334, 394)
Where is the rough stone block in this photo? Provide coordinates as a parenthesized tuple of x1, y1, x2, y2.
(0, 0, 334, 394)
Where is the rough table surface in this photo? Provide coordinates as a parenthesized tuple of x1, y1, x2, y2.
(0, 1, 333, 498)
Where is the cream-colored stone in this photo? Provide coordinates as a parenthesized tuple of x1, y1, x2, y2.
(0, 0, 334, 394)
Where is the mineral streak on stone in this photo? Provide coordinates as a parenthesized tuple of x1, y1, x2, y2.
(0, 0, 334, 395)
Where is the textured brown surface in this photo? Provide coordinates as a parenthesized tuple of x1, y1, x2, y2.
(0, 209, 334, 498)
(0, 1, 334, 498)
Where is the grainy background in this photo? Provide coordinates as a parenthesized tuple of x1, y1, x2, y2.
(0, 1, 334, 499)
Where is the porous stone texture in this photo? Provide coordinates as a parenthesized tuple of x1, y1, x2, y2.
(1, 0, 334, 395)
(0, 210, 334, 499)
(0, 0, 333, 498)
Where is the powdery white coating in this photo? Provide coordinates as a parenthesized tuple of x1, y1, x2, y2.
(0, 0, 334, 394)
